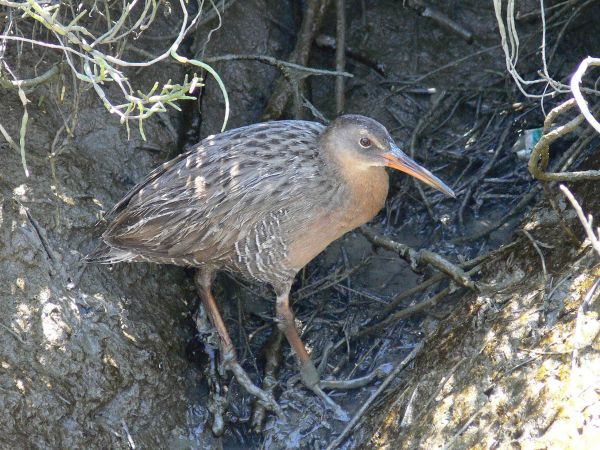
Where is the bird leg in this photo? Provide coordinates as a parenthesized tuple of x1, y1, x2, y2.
(275, 289, 348, 420)
(275, 291, 318, 386)
(193, 303, 226, 435)
(251, 327, 283, 432)
(194, 271, 284, 420)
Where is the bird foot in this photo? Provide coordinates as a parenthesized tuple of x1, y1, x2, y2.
(204, 346, 227, 436)
(251, 329, 283, 432)
(320, 363, 391, 390)
(299, 359, 320, 388)
(226, 360, 285, 421)
(300, 360, 350, 421)
(310, 384, 350, 422)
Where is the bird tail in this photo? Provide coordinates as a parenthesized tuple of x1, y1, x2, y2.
(83, 242, 137, 265)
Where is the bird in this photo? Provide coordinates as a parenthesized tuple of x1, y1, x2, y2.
(86, 114, 455, 417)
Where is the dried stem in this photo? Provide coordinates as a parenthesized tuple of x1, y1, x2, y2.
(560, 185, 600, 256)
(360, 225, 477, 290)
(262, 0, 330, 120)
(528, 99, 600, 181)
(571, 56, 600, 134)
(325, 342, 424, 450)
(334, 0, 346, 114)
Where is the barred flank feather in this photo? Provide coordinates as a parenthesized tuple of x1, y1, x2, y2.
(85, 116, 395, 287)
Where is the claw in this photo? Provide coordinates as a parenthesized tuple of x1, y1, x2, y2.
(311, 384, 350, 422)
(299, 360, 349, 421)
(227, 361, 285, 420)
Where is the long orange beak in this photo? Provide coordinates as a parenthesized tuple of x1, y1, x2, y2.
(383, 144, 456, 198)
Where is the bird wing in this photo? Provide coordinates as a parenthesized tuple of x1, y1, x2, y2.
(98, 120, 337, 264)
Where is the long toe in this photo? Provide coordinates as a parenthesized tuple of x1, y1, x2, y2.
(318, 363, 390, 391)
(298, 359, 349, 420)
(226, 361, 285, 420)
(310, 384, 350, 422)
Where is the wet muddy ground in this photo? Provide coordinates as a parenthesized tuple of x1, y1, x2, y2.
(1, 0, 600, 448)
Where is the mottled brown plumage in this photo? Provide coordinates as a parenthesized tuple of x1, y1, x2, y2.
(90, 120, 333, 283)
(87, 114, 454, 418)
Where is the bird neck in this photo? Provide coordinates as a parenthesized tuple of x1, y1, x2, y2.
(327, 158, 389, 222)
(345, 165, 389, 221)
(284, 161, 388, 272)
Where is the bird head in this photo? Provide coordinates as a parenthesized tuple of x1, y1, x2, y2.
(323, 115, 455, 198)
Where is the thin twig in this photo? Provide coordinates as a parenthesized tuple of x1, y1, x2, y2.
(360, 241, 519, 333)
(320, 364, 388, 390)
(540, 182, 579, 244)
(456, 187, 540, 243)
(315, 34, 386, 76)
(0, 322, 27, 344)
(571, 56, 600, 134)
(441, 409, 483, 450)
(570, 278, 600, 378)
(359, 287, 452, 337)
(325, 342, 423, 450)
(459, 124, 511, 226)
(0, 62, 60, 90)
(381, 272, 446, 315)
(520, 229, 548, 278)
(1, 0, 231, 138)
(560, 185, 600, 256)
(329, 240, 517, 356)
(405, 92, 459, 220)
(360, 225, 477, 290)
(334, 0, 346, 114)
(205, 54, 352, 78)
(405, 0, 473, 43)
(528, 99, 600, 181)
(262, 0, 330, 120)
(251, 328, 283, 432)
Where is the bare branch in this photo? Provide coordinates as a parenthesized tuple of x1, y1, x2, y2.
(360, 225, 477, 290)
(528, 99, 600, 181)
(204, 54, 353, 78)
(571, 56, 600, 134)
(559, 185, 600, 256)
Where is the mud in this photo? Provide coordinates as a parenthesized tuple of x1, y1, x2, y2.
(1, 0, 599, 449)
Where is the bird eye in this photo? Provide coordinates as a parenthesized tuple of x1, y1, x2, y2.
(359, 137, 372, 148)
